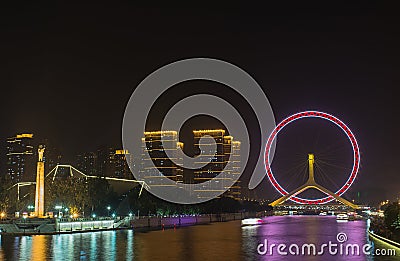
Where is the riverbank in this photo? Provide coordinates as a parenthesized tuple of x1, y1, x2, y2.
(368, 229, 400, 250)
(0, 212, 256, 236)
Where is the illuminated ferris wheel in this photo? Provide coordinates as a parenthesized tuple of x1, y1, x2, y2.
(265, 111, 360, 207)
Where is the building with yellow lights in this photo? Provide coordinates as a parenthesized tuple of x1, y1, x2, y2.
(225, 138, 241, 200)
(6, 133, 34, 184)
(139, 129, 241, 200)
(113, 149, 134, 179)
(140, 131, 184, 187)
(76, 148, 134, 179)
(193, 130, 241, 200)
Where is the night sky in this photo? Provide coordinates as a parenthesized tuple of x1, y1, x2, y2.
(0, 3, 398, 205)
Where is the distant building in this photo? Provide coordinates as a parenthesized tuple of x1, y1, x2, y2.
(140, 131, 184, 187)
(95, 147, 114, 177)
(42, 142, 66, 180)
(43, 146, 63, 172)
(6, 133, 34, 184)
(193, 130, 241, 200)
(76, 148, 134, 179)
(112, 150, 134, 179)
(76, 152, 97, 176)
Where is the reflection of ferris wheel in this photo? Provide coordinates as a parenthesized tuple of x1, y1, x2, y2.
(265, 111, 360, 207)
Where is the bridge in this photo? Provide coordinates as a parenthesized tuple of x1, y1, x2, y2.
(45, 164, 149, 196)
(269, 154, 360, 209)
(7, 164, 149, 214)
(7, 182, 36, 201)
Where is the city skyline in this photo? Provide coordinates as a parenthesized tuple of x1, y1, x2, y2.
(2, 129, 248, 200)
(0, 4, 399, 206)
(1, 4, 400, 260)
(1, 119, 394, 206)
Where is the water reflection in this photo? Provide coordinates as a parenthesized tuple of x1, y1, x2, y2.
(0, 236, 3, 260)
(31, 236, 46, 260)
(19, 236, 32, 261)
(0, 216, 395, 260)
(242, 216, 370, 260)
(126, 230, 133, 261)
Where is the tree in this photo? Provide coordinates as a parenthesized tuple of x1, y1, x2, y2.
(86, 178, 118, 216)
(46, 177, 90, 215)
(383, 202, 400, 242)
(45, 176, 118, 217)
(384, 202, 400, 233)
(0, 176, 13, 213)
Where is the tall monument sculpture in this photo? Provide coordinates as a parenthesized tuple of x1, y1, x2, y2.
(34, 145, 45, 217)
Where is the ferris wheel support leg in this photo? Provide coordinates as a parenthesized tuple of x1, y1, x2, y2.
(313, 184, 359, 209)
(269, 184, 309, 207)
(269, 183, 360, 209)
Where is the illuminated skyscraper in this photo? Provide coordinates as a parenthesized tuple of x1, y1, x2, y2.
(6, 133, 34, 184)
(225, 139, 241, 200)
(141, 131, 183, 187)
(193, 130, 241, 200)
(112, 149, 134, 179)
(139, 129, 240, 199)
(193, 129, 226, 186)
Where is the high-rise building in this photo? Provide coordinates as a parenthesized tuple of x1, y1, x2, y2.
(138, 129, 240, 199)
(95, 147, 114, 177)
(75, 148, 134, 179)
(40, 139, 63, 173)
(6, 133, 35, 184)
(140, 131, 183, 187)
(193, 130, 241, 200)
(44, 146, 63, 173)
(112, 149, 134, 179)
(76, 152, 97, 176)
(193, 129, 226, 185)
(225, 139, 241, 200)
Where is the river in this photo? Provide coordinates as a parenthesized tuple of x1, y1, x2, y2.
(0, 216, 398, 260)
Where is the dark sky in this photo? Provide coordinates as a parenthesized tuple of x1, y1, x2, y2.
(0, 3, 399, 205)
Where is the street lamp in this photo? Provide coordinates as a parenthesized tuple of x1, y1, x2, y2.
(55, 206, 63, 218)
(92, 214, 96, 219)
(107, 206, 111, 217)
(64, 208, 69, 219)
(27, 205, 34, 217)
(128, 213, 133, 220)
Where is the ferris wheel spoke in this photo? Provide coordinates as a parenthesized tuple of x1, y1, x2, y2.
(283, 161, 309, 190)
(316, 140, 350, 158)
(316, 159, 352, 171)
(314, 162, 341, 191)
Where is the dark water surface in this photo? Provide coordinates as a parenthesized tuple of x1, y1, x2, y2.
(0, 216, 398, 260)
